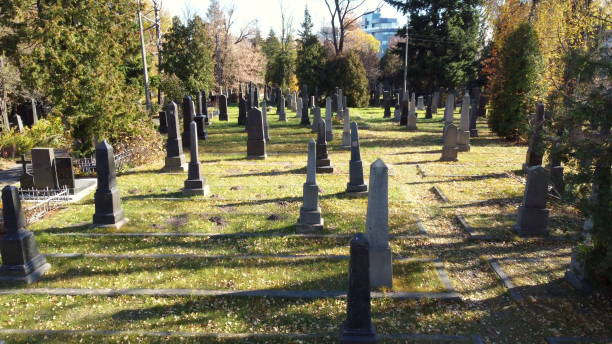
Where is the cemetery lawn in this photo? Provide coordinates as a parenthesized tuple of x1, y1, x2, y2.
(2, 106, 610, 343)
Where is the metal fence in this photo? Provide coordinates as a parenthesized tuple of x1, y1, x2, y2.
(0, 188, 70, 227)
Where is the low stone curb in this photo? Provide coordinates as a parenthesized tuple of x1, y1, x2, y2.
(486, 257, 524, 302)
(545, 336, 612, 344)
(431, 185, 450, 202)
(0, 287, 461, 300)
(455, 214, 500, 241)
(52, 231, 427, 240)
(0, 328, 484, 342)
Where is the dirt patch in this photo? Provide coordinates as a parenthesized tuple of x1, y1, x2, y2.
(208, 216, 227, 226)
(165, 214, 189, 227)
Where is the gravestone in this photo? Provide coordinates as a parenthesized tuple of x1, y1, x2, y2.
(332, 89, 339, 113)
(469, 97, 479, 137)
(406, 98, 417, 131)
(523, 103, 545, 171)
(514, 166, 550, 237)
(366, 159, 392, 289)
(17, 155, 34, 189)
(340, 233, 377, 343)
(238, 97, 247, 125)
(278, 95, 286, 121)
(297, 139, 324, 233)
(393, 101, 401, 122)
(346, 122, 367, 196)
(193, 115, 207, 141)
(383, 91, 391, 118)
(410, 92, 416, 116)
(158, 111, 167, 134)
(325, 97, 332, 123)
(182, 96, 195, 147)
(92, 140, 128, 229)
(261, 101, 271, 143)
(457, 93, 471, 152)
(56, 157, 75, 190)
(312, 107, 321, 133)
(0, 185, 50, 283)
(300, 95, 310, 126)
(201, 90, 210, 125)
(425, 104, 433, 119)
(400, 91, 409, 126)
(326, 105, 334, 142)
(341, 107, 351, 148)
(31, 148, 59, 189)
(549, 141, 565, 194)
(316, 120, 334, 173)
(15, 115, 24, 133)
(432, 92, 439, 115)
(444, 93, 455, 125)
(183, 122, 210, 196)
(163, 102, 187, 172)
(417, 96, 425, 111)
(296, 98, 303, 118)
(246, 108, 267, 159)
(218, 94, 228, 121)
(440, 124, 459, 161)
(30, 98, 38, 125)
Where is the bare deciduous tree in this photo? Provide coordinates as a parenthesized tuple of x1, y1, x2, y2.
(323, 0, 382, 55)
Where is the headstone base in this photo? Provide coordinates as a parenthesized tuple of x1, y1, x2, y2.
(247, 154, 267, 160)
(0, 231, 50, 284)
(470, 129, 479, 137)
(297, 208, 324, 233)
(182, 184, 210, 197)
(163, 157, 187, 172)
(514, 206, 550, 237)
(407, 124, 417, 131)
(457, 144, 471, 152)
(340, 325, 378, 344)
(346, 183, 368, 195)
(392, 109, 400, 122)
(440, 148, 458, 162)
(369, 247, 393, 289)
(278, 113, 287, 122)
(0, 260, 51, 284)
(93, 218, 129, 230)
(458, 131, 470, 152)
(316, 161, 334, 174)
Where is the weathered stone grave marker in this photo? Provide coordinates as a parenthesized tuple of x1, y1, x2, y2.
(440, 124, 458, 161)
(458, 93, 471, 152)
(163, 102, 187, 172)
(218, 94, 228, 121)
(346, 122, 368, 196)
(316, 120, 334, 173)
(31, 148, 59, 189)
(297, 139, 324, 233)
(92, 140, 128, 229)
(366, 159, 392, 289)
(514, 166, 550, 237)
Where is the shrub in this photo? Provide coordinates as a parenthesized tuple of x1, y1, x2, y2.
(324, 51, 369, 107)
(0, 117, 69, 158)
(488, 22, 544, 140)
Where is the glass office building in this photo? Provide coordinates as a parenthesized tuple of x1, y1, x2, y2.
(361, 9, 399, 56)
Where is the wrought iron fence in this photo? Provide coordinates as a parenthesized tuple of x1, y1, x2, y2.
(0, 188, 70, 227)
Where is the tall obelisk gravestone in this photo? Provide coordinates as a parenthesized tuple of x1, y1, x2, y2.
(0, 185, 50, 284)
(183, 122, 210, 196)
(346, 122, 368, 196)
(340, 233, 377, 343)
(163, 102, 187, 172)
(457, 93, 471, 152)
(297, 139, 324, 233)
(93, 140, 128, 229)
(365, 159, 392, 289)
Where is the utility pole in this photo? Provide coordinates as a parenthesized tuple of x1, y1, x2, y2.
(137, 0, 164, 110)
(403, 20, 409, 93)
(137, 0, 152, 111)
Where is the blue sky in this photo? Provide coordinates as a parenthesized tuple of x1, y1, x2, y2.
(162, 0, 405, 35)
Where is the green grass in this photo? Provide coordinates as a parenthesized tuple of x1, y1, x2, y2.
(2, 105, 609, 343)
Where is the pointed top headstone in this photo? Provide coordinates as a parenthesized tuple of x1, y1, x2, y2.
(306, 139, 317, 185)
(2, 185, 26, 235)
(366, 158, 389, 248)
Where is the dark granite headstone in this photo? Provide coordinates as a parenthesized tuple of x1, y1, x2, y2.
(0, 186, 50, 283)
(400, 91, 409, 126)
(218, 94, 228, 121)
(278, 95, 286, 121)
(246, 108, 266, 159)
(340, 233, 377, 343)
(56, 157, 75, 190)
(238, 97, 247, 125)
(183, 122, 209, 196)
(316, 120, 333, 173)
(181, 96, 195, 147)
(383, 91, 391, 118)
(300, 95, 310, 126)
(163, 102, 187, 172)
(93, 141, 127, 229)
(514, 166, 550, 237)
(31, 148, 59, 189)
(346, 122, 367, 195)
(158, 111, 167, 134)
(16, 155, 34, 190)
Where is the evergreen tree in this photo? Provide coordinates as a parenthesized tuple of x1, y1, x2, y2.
(385, 0, 484, 93)
(489, 22, 543, 140)
(295, 6, 325, 93)
(324, 51, 369, 107)
(0, 0, 147, 153)
(161, 16, 215, 95)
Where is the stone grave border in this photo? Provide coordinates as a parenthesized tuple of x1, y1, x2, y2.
(486, 256, 572, 302)
(545, 336, 612, 344)
(0, 328, 484, 343)
(430, 185, 450, 203)
(1, 257, 459, 301)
